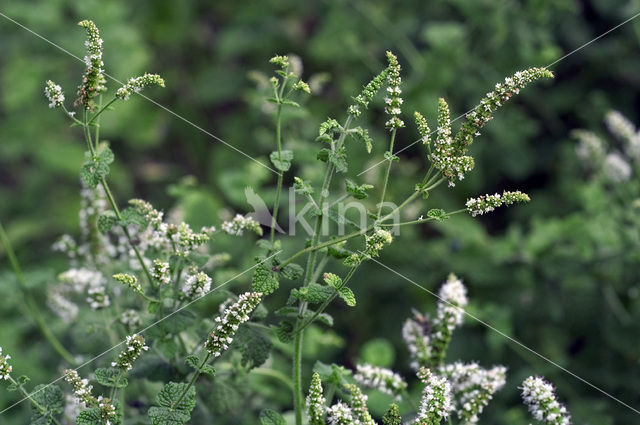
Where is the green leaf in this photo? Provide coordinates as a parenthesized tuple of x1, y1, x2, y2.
(384, 151, 399, 161)
(318, 118, 341, 137)
(313, 361, 352, 388)
(148, 407, 191, 425)
(98, 211, 117, 234)
(288, 283, 333, 304)
(120, 207, 148, 227)
(149, 382, 196, 425)
(328, 146, 348, 173)
(234, 326, 272, 369)
(80, 147, 114, 188)
(148, 301, 161, 314)
(95, 368, 128, 388)
(275, 321, 294, 343)
(349, 127, 373, 153)
(293, 177, 314, 196)
(269, 150, 294, 172)
(252, 263, 279, 295)
(29, 384, 63, 424)
(260, 409, 286, 425)
(316, 312, 334, 327)
(77, 408, 103, 425)
(346, 179, 374, 200)
(317, 148, 330, 162)
(323, 273, 342, 289)
(280, 263, 303, 280)
(7, 375, 29, 392)
(427, 208, 448, 222)
(281, 99, 300, 107)
(185, 355, 215, 376)
(337, 286, 356, 306)
(327, 242, 352, 259)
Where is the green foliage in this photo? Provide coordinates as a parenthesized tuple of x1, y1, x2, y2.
(80, 147, 113, 188)
(345, 179, 374, 200)
(30, 384, 63, 425)
(259, 409, 286, 425)
(382, 404, 401, 425)
(148, 382, 196, 425)
(94, 368, 128, 388)
(252, 262, 280, 295)
(269, 150, 293, 172)
(234, 326, 272, 369)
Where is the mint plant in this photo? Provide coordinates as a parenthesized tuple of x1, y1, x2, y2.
(0, 19, 570, 425)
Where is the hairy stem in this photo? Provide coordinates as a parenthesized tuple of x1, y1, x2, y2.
(270, 103, 284, 244)
(292, 115, 353, 425)
(376, 128, 397, 218)
(172, 352, 211, 410)
(9, 376, 62, 425)
(0, 221, 76, 364)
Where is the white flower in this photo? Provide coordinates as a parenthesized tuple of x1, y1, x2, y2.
(327, 402, 357, 425)
(120, 309, 142, 328)
(181, 270, 212, 299)
(44, 80, 64, 108)
(354, 363, 407, 399)
(603, 152, 632, 183)
(205, 292, 262, 358)
(0, 347, 12, 380)
(221, 214, 263, 236)
(521, 376, 571, 425)
(414, 368, 453, 424)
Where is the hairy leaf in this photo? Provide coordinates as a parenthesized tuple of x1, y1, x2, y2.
(252, 263, 279, 295)
(260, 409, 286, 425)
(95, 368, 128, 388)
(269, 150, 294, 172)
(346, 179, 374, 199)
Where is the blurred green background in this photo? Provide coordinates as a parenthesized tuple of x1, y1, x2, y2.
(1, 0, 640, 423)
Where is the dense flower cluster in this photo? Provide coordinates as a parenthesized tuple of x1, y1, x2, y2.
(429, 274, 468, 366)
(384, 51, 404, 130)
(573, 129, 605, 167)
(181, 270, 212, 299)
(429, 98, 474, 186)
(465, 190, 530, 217)
(403, 312, 432, 370)
(65, 369, 97, 406)
(414, 368, 452, 425)
(521, 376, 571, 425)
(0, 347, 12, 380)
(354, 363, 407, 399)
(112, 334, 148, 371)
(364, 228, 393, 258)
(306, 372, 327, 425)
(348, 67, 388, 117)
(603, 152, 632, 182)
(326, 402, 357, 425)
(44, 80, 64, 108)
(76, 20, 106, 109)
(205, 292, 262, 357)
(115, 73, 165, 100)
(221, 214, 263, 236)
(346, 384, 376, 425)
(152, 259, 171, 285)
(440, 362, 507, 424)
(455, 68, 554, 150)
(97, 396, 117, 424)
(605, 110, 640, 161)
(414, 111, 431, 147)
(113, 273, 142, 293)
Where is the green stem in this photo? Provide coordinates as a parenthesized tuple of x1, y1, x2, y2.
(294, 266, 358, 333)
(376, 129, 397, 219)
(88, 97, 117, 125)
(172, 353, 211, 410)
(0, 221, 76, 364)
(82, 114, 155, 289)
(292, 114, 354, 425)
(270, 104, 284, 244)
(9, 377, 62, 425)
